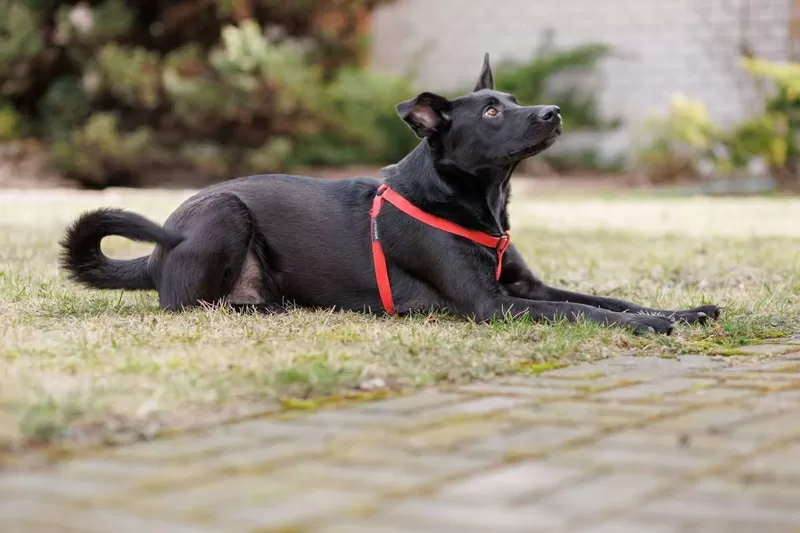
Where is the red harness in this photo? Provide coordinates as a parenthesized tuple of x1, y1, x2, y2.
(369, 184, 511, 316)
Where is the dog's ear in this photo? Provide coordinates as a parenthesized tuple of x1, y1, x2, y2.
(473, 52, 494, 92)
(396, 92, 452, 138)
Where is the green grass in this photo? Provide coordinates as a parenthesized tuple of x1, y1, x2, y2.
(1, 187, 799, 450)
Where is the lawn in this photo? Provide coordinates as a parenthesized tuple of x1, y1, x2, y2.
(1, 186, 799, 452)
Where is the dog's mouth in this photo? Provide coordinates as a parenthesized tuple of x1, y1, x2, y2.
(508, 125, 562, 159)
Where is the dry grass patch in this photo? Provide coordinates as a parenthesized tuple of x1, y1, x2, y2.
(1, 186, 798, 450)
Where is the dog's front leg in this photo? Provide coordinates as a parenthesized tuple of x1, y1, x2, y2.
(499, 244, 720, 325)
(533, 286, 720, 325)
(479, 296, 675, 335)
(417, 247, 673, 334)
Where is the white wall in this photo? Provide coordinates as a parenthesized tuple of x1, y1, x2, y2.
(369, 0, 790, 161)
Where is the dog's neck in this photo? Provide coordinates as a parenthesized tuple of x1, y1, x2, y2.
(383, 141, 513, 234)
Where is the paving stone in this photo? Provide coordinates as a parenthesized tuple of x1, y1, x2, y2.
(724, 410, 800, 440)
(578, 356, 724, 378)
(500, 375, 637, 392)
(0, 472, 128, 502)
(373, 499, 569, 532)
(681, 521, 799, 533)
(582, 517, 799, 533)
(241, 416, 376, 441)
(6, 350, 800, 533)
(313, 521, 443, 533)
(108, 432, 258, 463)
(768, 389, 800, 403)
(279, 408, 398, 430)
(701, 366, 800, 379)
(725, 360, 800, 372)
(593, 378, 718, 402)
(733, 444, 800, 482)
(454, 382, 584, 398)
(555, 442, 729, 475)
(129, 475, 296, 515)
(701, 375, 800, 390)
(670, 355, 733, 371)
(577, 520, 694, 533)
(435, 460, 586, 503)
(509, 400, 685, 426)
(594, 429, 762, 456)
(329, 446, 490, 477)
(463, 424, 600, 459)
(220, 418, 315, 439)
(639, 492, 800, 526)
(735, 344, 800, 355)
(656, 386, 758, 404)
(55, 458, 166, 483)
(688, 478, 800, 508)
(533, 472, 671, 518)
(533, 364, 612, 379)
(394, 417, 518, 453)
(0, 499, 220, 533)
(201, 440, 327, 473)
(356, 390, 466, 414)
(273, 461, 433, 493)
(561, 357, 682, 375)
(218, 489, 372, 530)
(440, 395, 534, 415)
(644, 403, 782, 435)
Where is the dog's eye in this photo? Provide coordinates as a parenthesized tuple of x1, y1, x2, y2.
(483, 106, 499, 118)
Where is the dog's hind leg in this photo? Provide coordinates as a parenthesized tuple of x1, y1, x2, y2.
(157, 193, 283, 313)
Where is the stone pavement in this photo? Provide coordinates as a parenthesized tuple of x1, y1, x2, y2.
(3, 342, 800, 533)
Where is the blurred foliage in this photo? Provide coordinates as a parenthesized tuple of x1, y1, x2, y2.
(635, 94, 720, 183)
(736, 57, 800, 191)
(636, 57, 800, 191)
(0, 0, 408, 187)
(0, 1, 619, 187)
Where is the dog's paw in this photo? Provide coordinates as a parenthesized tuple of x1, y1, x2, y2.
(670, 305, 722, 325)
(623, 314, 674, 336)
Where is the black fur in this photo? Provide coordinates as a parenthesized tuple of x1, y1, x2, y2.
(59, 54, 720, 334)
(59, 208, 184, 291)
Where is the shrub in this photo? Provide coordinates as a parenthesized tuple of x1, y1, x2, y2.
(1, 1, 619, 187)
(635, 57, 800, 191)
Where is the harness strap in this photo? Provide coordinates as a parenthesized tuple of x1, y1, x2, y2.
(370, 184, 511, 316)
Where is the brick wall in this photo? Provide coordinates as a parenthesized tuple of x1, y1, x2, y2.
(369, 0, 790, 161)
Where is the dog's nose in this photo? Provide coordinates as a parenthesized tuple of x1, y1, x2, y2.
(539, 105, 561, 123)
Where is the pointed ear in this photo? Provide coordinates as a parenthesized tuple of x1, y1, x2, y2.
(473, 52, 494, 92)
(396, 92, 452, 138)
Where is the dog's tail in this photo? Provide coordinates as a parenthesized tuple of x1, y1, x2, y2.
(59, 208, 185, 291)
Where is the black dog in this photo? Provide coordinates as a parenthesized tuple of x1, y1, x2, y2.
(60, 54, 719, 335)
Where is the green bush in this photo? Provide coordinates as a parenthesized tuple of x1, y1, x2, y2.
(635, 94, 720, 183)
(2, 0, 406, 187)
(635, 56, 800, 191)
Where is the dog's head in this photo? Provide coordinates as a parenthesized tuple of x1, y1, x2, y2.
(396, 53, 561, 173)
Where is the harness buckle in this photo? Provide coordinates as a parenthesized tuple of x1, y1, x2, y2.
(497, 233, 511, 252)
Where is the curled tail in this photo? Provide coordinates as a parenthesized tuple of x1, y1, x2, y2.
(59, 208, 185, 290)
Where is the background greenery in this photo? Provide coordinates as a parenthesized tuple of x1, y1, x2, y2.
(634, 57, 800, 192)
(0, 0, 617, 188)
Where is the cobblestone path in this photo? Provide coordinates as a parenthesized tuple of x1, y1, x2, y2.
(3, 342, 800, 533)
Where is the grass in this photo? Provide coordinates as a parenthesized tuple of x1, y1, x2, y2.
(1, 186, 799, 450)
